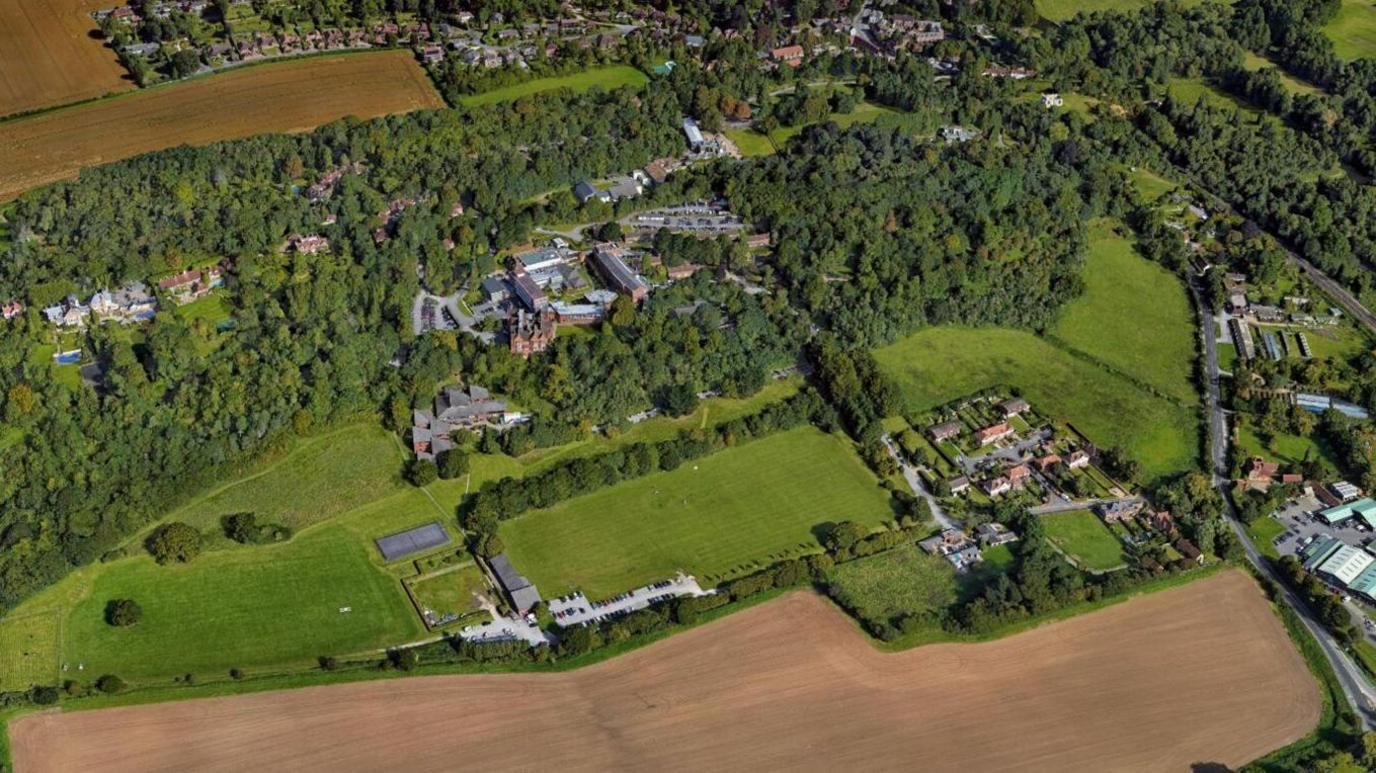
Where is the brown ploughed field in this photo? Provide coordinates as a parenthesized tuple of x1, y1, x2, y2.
(0, 51, 444, 201)
(10, 571, 1318, 773)
(0, 0, 132, 118)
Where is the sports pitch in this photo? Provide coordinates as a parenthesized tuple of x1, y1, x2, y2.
(500, 427, 894, 599)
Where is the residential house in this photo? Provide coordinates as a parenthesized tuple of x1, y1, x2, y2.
(974, 422, 1015, 446)
(998, 397, 1030, 418)
(744, 232, 772, 249)
(1006, 463, 1031, 488)
(89, 283, 156, 323)
(682, 117, 706, 152)
(1174, 539, 1204, 565)
(928, 421, 961, 442)
(1064, 449, 1090, 469)
(286, 234, 330, 255)
(948, 475, 970, 495)
(976, 522, 1018, 547)
(573, 180, 610, 203)
(158, 265, 223, 304)
(1145, 510, 1174, 533)
(770, 44, 804, 67)
(2, 300, 22, 320)
(941, 124, 979, 143)
(1034, 453, 1061, 472)
(919, 529, 982, 571)
(44, 295, 90, 328)
(508, 308, 557, 358)
(1042, 92, 1064, 108)
(981, 476, 1011, 497)
(1097, 499, 1143, 524)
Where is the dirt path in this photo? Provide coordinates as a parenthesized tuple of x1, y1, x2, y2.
(11, 570, 1319, 772)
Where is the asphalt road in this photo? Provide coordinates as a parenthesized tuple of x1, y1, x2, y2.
(1191, 277, 1376, 728)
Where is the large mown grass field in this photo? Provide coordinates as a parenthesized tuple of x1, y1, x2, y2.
(1324, 0, 1376, 60)
(61, 527, 424, 680)
(1041, 511, 1128, 571)
(500, 427, 894, 599)
(873, 326, 1198, 480)
(456, 65, 648, 107)
(1051, 220, 1198, 404)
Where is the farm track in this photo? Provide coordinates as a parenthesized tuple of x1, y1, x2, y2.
(0, 51, 444, 201)
(11, 570, 1319, 772)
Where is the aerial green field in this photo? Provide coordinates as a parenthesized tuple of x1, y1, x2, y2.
(427, 378, 802, 512)
(1241, 52, 1322, 95)
(61, 527, 423, 681)
(1324, 0, 1376, 60)
(407, 563, 489, 623)
(457, 66, 649, 107)
(169, 424, 406, 535)
(1051, 220, 1198, 404)
(1041, 510, 1128, 571)
(1236, 421, 1338, 470)
(726, 101, 920, 156)
(1036, 0, 1151, 22)
(1128, 167, 1176, 203)
(0, 610, 60, 691)
(874, 326, 1198, 479)
(500, 427, 894, 599)
(825, 546, 957, 632)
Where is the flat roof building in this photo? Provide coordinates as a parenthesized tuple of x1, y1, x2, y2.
(1319, 497, 1376, 527)
(590, 243, 648, 303)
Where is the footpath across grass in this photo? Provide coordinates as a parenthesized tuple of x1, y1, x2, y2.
(1040, 510, 1128, 571)
(1050, 219, 1199, 404)
(501, 427, 894, 598)
(873, 326, 1198, 480)
(457, 66, 648, 107)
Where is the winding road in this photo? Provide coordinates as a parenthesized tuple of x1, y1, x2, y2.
(1191, 276, 1376, 729)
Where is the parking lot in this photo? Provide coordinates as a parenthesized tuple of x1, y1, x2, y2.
(548, 574, 709, 628)
(1268, 494, 1375, 559)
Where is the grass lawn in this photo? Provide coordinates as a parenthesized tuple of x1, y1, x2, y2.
(825, 546, 957, 631)
(169, 424, 406, 535)
(727, 102, 919, 156)
(457, 66, 648, 107)
(1051, 219, 1198, 404)
(427, 379, 802, 512)
(1035, 0, 1200, 21)
(61, 526, 424, 681)
(1041, 510, 1128, 571)
(1324, 0, 1376, 60)
(874, 326, 1198, 480)
(0, 610, 61, 691)
(1236, 421, 1338, 470)
(407, 563, 488, 622)
(501, 427, 894, 598)
(1128, 166, 1176, 203)
(1168, 77, 1258, 115)
(1242, 51, 1323, 95)
(1248, 516, 1286, 560)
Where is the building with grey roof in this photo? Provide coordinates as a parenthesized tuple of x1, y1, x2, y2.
(488, 553, 541, 614)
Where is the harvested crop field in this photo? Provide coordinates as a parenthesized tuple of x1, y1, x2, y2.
(0, 0, 132, 118)
(11, 571, 1318, 772)
(0, 51, 443, 201)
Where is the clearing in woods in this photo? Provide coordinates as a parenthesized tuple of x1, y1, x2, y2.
(1050, 219, 1199, 404)
(0, 0, 132, 119)
(8, 571, 1319, 772)
(456, 65, 649, 106)
(500, 427, 894, 599)
(0, 51, 444, 201)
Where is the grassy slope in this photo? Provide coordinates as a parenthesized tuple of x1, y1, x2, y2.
(457, 66, 648, 107)
(1040, 510, 1128, 571)
(1241, 52, 1323, 95)
(874, 326, 1197, 479)
(169, 424, 406, 534)
(1324, 0, 1376, 60)
(1051, 220, 1198, 404)
(501, 427, 894, 598)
